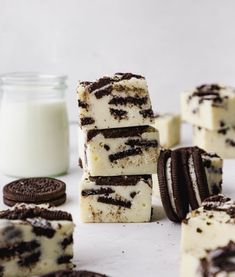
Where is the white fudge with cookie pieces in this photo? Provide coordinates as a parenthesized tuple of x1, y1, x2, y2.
(77, 73, 154, 130)
(193, 125, 235, 159)
(0, 204, 74, 277)
(154, 113, 181, 148)
(79, 173, 152, 223)
(153, 150, 223, 197)
(181, 242, 235, 277)
(181, 84, 235, 130)
(79, 126, 160, 176)
(181, 195, 235, 254)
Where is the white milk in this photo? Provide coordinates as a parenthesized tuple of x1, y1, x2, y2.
(0, 99, 69, 177)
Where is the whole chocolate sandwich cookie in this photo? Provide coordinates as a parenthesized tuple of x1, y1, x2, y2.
(157, 147, 223, 223)
(179, 146, 222, 209)
(3, 177, 66, 207)
(41, 270, 107, 277)
(0, 203, 74, 277)
(157, 149, 188, 223)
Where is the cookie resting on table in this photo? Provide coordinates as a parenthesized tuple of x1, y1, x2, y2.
(3, 177, 66, 207)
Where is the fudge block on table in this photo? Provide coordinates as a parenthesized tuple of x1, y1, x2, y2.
(0, 204, 74, 277)
(193, 125, 235, 159)
(181, 84, 235, 130)
(181, 241, 235, 277)
(79, 125, 159, 176)
(79, 173, 152, 223)
(181, 195, 235, 254)
(154, 113, 181, 148)
(77, 73, 154, 130)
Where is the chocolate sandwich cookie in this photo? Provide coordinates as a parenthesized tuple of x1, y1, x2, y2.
(3, 177, 66, 207)
(157, 149, 189, 223)
(180, 147, 210, 209)
(41, 270, 107, 277)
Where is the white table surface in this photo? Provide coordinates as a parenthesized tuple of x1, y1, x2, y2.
(0, 123, 235, 277)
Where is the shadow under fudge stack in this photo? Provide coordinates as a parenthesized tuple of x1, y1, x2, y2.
(77, 73, 160, 223)
(181, 84, 235, 158)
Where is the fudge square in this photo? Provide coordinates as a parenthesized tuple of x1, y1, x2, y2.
(0, 204, 74, 277)
(79, 173, 152, 223)
(181, 241, 235, 277)
(154, 113, 181, 148)
(181, 84, 235, 130)
(77, 72, 154, 130)
(79, 125, 159, 176)
(193, 125, 235, 159)
(181, 195, 235, 254)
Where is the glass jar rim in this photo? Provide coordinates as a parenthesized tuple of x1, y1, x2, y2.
(0, 72, 67, 88)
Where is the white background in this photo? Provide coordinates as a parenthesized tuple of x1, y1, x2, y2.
(1, 0, 235, 119)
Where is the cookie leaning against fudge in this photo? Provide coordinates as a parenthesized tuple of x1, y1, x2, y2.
(157, 146, 223, 222)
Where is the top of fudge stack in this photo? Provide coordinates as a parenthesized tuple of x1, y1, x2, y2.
(181, 84, 235, 130)
(77, 72, 154, 130)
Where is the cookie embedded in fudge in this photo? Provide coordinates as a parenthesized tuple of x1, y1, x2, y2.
(79, 173, 152, 223)
(80, 125, 159, 176)
(193, 125, 235, 159)
(77, 73, 154, 130)
(153, 113, 181, 148)
(0, 204, 74, 277)
(181, 195, 235, 254)
(181, 241, 235, 277)
(181, 84, 235, 130)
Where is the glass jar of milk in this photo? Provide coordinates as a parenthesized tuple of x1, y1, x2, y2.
(0, 73, 69, 177)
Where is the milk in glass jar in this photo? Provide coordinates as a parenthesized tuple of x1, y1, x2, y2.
(0, 73, 69, 177)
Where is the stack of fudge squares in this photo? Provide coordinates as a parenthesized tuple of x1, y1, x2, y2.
(181, 84, 235, 158)
(77, 73, 160, 223)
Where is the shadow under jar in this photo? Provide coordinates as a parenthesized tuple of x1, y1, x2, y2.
(0, 72, 69, 177)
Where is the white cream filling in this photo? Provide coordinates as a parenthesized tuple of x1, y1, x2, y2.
(188, 155, 202, 205)
(166, 158, 177, 214)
